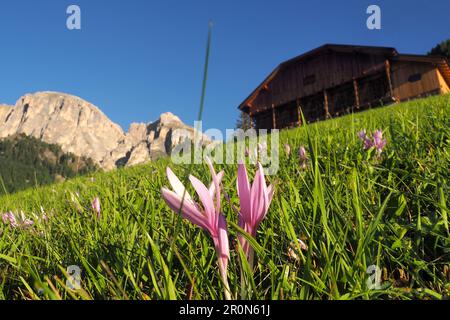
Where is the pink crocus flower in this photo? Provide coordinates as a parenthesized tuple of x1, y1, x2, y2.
(2, 211, 34, 229)
(161, 158, 231, 299)
(287, 238, 308, 262)
(21, 219, 34, 228)
(19, 211, 34, 228)
(91, 197, 101, 219)
(373, 130, 387, 155)
(257, 143, 266, 154)
(298, 146, 308, 169)
(284, 143, 291, 156)
(2, 211, 18, 228)
(363, 139, 373, 150)
(245, 146, 258, 163)
(237, 162, 275, 268)
(257, 142, 268, 162)
(40, 206, 48, 223)
(358, 129, 373, 150)
(298, 146, 307, 160)
(358, 129, 387, 155)
(357, 129, 367, 141)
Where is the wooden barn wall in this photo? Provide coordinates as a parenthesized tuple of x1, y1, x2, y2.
(327, 81, 357, 116)
(357, 72, 390, 106)
(250, 51, 387, 113)
(391, 61, 442, 101)
(436, 69, 450, 93)
(254, 110, 273, 130)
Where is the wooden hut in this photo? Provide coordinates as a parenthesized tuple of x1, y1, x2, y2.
(238, 44, 450, 130)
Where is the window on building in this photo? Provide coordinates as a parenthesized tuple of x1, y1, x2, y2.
(408, 73, 422, 83)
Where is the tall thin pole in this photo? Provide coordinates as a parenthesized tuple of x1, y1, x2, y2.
(196, 21, 213, 124)
(170, 21, 214, 274)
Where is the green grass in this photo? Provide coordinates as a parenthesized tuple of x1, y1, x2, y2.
(0, 94, 449, 300)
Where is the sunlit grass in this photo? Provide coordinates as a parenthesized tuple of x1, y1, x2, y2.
(0, 94, 449, 300)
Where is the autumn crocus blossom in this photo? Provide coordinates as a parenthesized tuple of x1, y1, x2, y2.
(2, 211, 17, 227)
(358, 129, 373, 150)
(161, 158, 231, 299)
(237, 162, 275, 268)
(19, 211, 34, 228)
(373, 130, 387, 155)
(257, 143, 267, 155)
(2, 211, 34, 228)
(298, 146, 308, 169)
(358, 129, 387, 155)
(91, 197, 101, 219)
(284, 143, 291, 156)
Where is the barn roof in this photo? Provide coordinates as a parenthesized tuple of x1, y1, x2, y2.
(280, 44, 397, 67)
(238, 44, 450, 112)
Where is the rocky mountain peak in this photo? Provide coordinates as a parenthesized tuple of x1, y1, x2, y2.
(158, 112, 183, 125)
(0, 92, 210, 170)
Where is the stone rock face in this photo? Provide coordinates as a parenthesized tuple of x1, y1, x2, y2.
(103, 111, 210, 169)
(0, 92, 210, 170)
(0, 104, 13, 123)
(126, 142, 151, 167)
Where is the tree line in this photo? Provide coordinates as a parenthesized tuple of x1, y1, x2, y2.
(0, 134, 98, 195)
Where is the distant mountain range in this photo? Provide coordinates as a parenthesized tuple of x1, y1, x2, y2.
(0, 92, 208, 170)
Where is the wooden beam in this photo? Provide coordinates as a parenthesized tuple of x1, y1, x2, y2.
(271, 104, 276, 129)
(385, 60, 395, 100)
(296, 98, 302, 126)
(248, 112, 255, 129)
(323, 90, 330, 118)
(353, 78, 360, 109)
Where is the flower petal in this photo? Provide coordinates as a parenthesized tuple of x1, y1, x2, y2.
(161, 188, 210, 232)
(217, 214, 230, 262)
(267, 184, 275, 207)
(189, 175, 216, 229)
(209, 171, 224, 197)
(205, 157, 221, 218)
(237, 162, 252, 223)
(250, 163, 266, 226)
(166, 167, 193, 202)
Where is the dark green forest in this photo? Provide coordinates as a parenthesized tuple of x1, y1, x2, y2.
(0, 134, 98, 195)
(429, 39, 450, 60)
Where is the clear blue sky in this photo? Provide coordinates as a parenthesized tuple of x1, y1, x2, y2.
(0, 0, 449, 133)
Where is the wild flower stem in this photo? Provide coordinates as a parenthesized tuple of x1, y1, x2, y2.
(219, 260, 232, 300)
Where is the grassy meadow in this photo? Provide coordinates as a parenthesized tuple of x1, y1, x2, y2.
(0, 94, 449, 300)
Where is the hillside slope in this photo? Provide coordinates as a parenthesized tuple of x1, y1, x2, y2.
(0, 95, 449, 300)
(0, 134, 98, 195)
